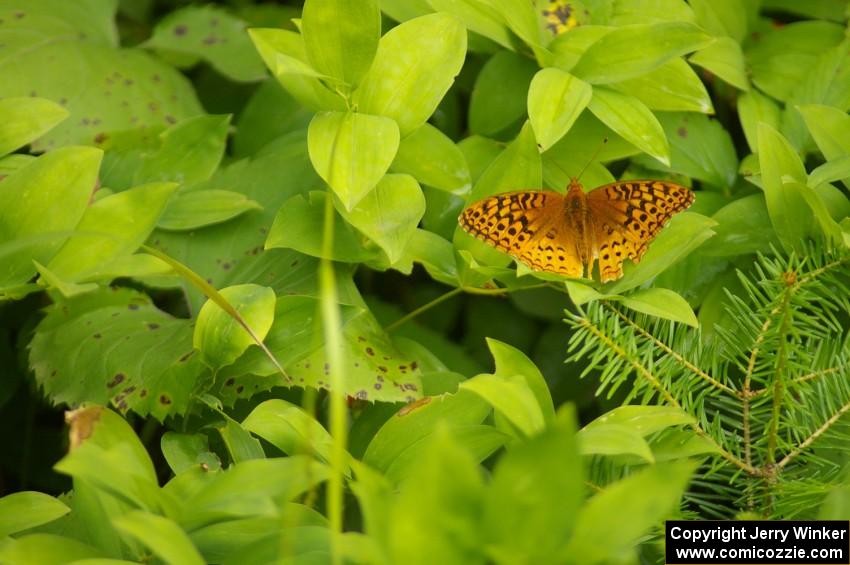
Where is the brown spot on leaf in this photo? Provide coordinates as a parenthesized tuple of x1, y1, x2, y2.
(147, 323, 160, 330)
(107, 373, 125, 388)
(236, 385, 244, 394)
(174, 24, 188, 36)
(398, 397, 431, 416)
(365, 347, 375, 356)
(160, 395, 172, 405)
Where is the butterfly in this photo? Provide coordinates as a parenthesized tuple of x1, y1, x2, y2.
(458, 178, 694, 283)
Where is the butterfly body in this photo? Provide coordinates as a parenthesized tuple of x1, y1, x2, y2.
(459, 178, 694, 283)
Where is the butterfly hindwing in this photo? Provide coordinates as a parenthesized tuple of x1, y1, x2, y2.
(459, 190, 583, 277)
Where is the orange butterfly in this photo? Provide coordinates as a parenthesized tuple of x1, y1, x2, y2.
(458, 178, 694, 283)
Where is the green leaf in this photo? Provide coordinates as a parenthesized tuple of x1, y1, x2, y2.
(809, 156, 850, 189)
(485, 407, 582, 562)
(161, 432, 220, 475)
(607, 0, 697, 25)
(635, 112, 737, 188)
(308, 111, 400, 210)
(469, 51, 538, 136)
(341, 174, 425, 264)
(689, 37, 748, 91)
(194, 283, 276, 369)
(565, 280, 604, 305)
(700, 194, 780, 257)
(579, 424, 654, 461)
(145, 6, 266, 82)
(588, 87, 669, 166)
(0, 7, 202, 150)
(215, 414, 266, 463)
(528, 68, 592, 151)
(266, 192, 379, 263)
(737, 89, 781, 153)
(362, 389, 495, 479)
(233, 80, 312, 158)
(606, 212, 716, 294)
(426, 0, 514, 50)
(0, 534, 105, 564)
(610, 57, 713, 113)
(30, 289, 203, 420)
(248, 28, 347, 111)
(354, 13, 467, 135)
(242, 399, 335, 464)
(619, 288, 699, 327)
(690, 0, 747, 41)
(0, 492, 70, 538)
(571, 22, 712, 84)
(301, 0, 380, 88)
(0, 97, 68, 157)
(114, 511, 205, 565)
(0, 146, 101, 288)
(757, 123, 812, 252)
(798, 104, 850, 160)
(487, 338, 555, 424)
(391, 123, 471, 194)
(485, 0, 541, 48)
(158, 189, 262, 231)
(460, 373, 545, 436)
(585, 405, 696, 435)
(794, 182, 846, 245)
(46, 182, 178, 282)
(562, 460, 698, 563)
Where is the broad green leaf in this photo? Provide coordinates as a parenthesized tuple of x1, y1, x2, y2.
(301, 0, 380, 88)
(746, 21, 844, 102)
(571, 22, 711, 84)
(634, 112, 737, 188)
(381, 0, 432, 22)
(354, 13, 467, 135)
(248, 28, 347, 111)
(0, 7, 202, 150)
(606, 212, 716, 294)
(700, 194, 780, 257)
(242, 399, 335, 464)
(793, 181, 845, 245)
(689, 37, 748, 91)
(266, 192, 379, 263)
(145, 5, 265, 82)
(0, 147, 101, 288)
(585, 405, 695, 435)
(173, 457, 329, 532)
(362, 389, 493, 476)
(619, 288, 699, 327)
(469, 51, 538, 136)
(528, 68, 592, 151)
(386, 428, 487, 565)
(588, 87, 669, 166)
(565, 280, 603, 305)
(650, 429, 720, 461)
(798, 104, 850, 160)
(47, 182, 178, 282)
(0, 97, 68, 156)
(161, 432, 220, 475)
(55, 406, 161, 511)
(460, 373, 545, 436)
(158, 189, 262, 231)
(757, 123, 811, 252)
(562, 460, 698, 563)
(391, 123, 471, 194)
(690, 0, 747, 41)
(194, 283, 276, 369)
(607, 0, 696, 25)
(0, 492, 70, 538)
(487, 338, 555, 424)
(30, 289, 204, 420)
(578, 424, 654, 461)
(485, 0, 541, 48)
(114, 511, 205, 565)
(809, 157, 850, 189)
(485, 407, 582, 562)
(308, 111, 400, 210)
(402, 229, 459, 285)
(426, 0, 514, 50)
(342, 174, 425, 264)
(0, 534, 105, 564)
(610, 57, 713, 113)
(737, 89, 780, 153)
(214, 414, 266, 463)
(761, 0, 846, 21)
(233, 80, 312, 158)
(549, 25, 613, 71)
(133, 115, 231, 187)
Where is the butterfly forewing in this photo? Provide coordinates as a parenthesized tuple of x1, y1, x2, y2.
(459, 191, 583, 277)
(587, 180, 694, 282)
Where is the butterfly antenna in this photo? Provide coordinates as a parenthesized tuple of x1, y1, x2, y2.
(575, 137, 608, 182)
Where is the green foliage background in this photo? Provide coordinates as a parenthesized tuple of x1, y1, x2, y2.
(1, 0, 850, 563)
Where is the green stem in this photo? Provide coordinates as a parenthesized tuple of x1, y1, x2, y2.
(385, 287, 463, 332)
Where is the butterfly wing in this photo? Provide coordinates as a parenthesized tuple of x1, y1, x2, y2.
(586, 180, 694, 282)
(458, 190, 583, 277)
